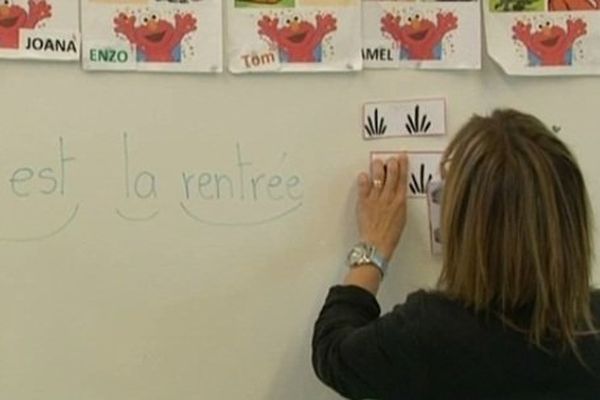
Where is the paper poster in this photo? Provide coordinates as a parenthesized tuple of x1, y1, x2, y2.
(484, 0, 600, 75)
(371, 151, 443, 198)
(363, 98, 447, 139)
(426, 180, 443, 255)
(0, 0, 79, 61)
(227, 0, 363, 73)
(362, 0, 481, 69)
(81, 0, 222, 73)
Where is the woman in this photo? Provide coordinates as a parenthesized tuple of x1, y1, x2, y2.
(312, 109, 600, 399)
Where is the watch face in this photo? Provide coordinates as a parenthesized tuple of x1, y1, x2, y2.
(347, 243, 386, 276)
(347, 245, 368, 265)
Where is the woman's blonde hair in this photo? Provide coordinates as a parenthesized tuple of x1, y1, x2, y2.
(438, 109, 596, 357)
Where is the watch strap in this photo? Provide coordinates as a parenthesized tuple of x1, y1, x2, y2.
(368, 246, 388, 277)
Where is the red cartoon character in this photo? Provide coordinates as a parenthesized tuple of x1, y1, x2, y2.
(512, 19, 587, 66)
(258, 14, 337, 63)
(0, 0, 52, 49)
(114, 12, 197, 63)
(381, 12, 458, 60)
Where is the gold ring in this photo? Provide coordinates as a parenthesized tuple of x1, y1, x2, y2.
(373, 179, 383, 189)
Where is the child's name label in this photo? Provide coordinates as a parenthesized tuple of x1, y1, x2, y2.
(84, 41, 136, 70)
(20, 30, 80, 60)
(231, 46, 281, 73)
(361, 41, 397, 68)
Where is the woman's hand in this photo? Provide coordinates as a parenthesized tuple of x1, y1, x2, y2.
(356, 155, 409, 261)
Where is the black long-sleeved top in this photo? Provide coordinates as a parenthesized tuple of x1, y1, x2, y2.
(312, 286, 600, 399)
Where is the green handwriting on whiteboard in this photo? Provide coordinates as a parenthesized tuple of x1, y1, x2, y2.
(0, 135, 305, 237)
(117, 134, 304, 226)
(181, 143, 302, 202)
(178, 143, 304, 226)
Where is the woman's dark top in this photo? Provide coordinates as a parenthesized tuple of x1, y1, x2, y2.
(312, 286, 600, 400)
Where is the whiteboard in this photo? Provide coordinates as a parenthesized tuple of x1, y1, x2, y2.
(1, 58, 599, 400)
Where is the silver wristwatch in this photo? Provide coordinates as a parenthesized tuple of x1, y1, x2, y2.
(346, 242, 388, 278)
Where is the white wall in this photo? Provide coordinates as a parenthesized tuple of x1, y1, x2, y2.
(0, 56, 598, 399)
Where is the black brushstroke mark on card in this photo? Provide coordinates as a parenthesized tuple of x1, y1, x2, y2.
(364, 108, 388, 137)
(409, 163, 433, 195)
(406, 105, 432, 135)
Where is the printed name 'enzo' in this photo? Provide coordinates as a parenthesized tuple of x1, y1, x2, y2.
(90, 48, 129, 63)
(25, 37, 77, 53)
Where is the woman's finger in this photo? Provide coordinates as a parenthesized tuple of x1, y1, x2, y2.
(371, 159, 385, 195)
(397, 153, 409, 200)
(358, 172, 371, 199)
(382, 157, 399, 198)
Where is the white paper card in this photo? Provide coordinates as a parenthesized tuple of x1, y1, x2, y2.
(484, 5, 600, 76)
(371, 151, 442, 198)
(427, 180, 443, 255)
(81, 0, 223, 73)
(0, 0, 80, 61)
(228, 1, 363, 73)
(363, 98, 447, 139)
(362, 1, 481, 70)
